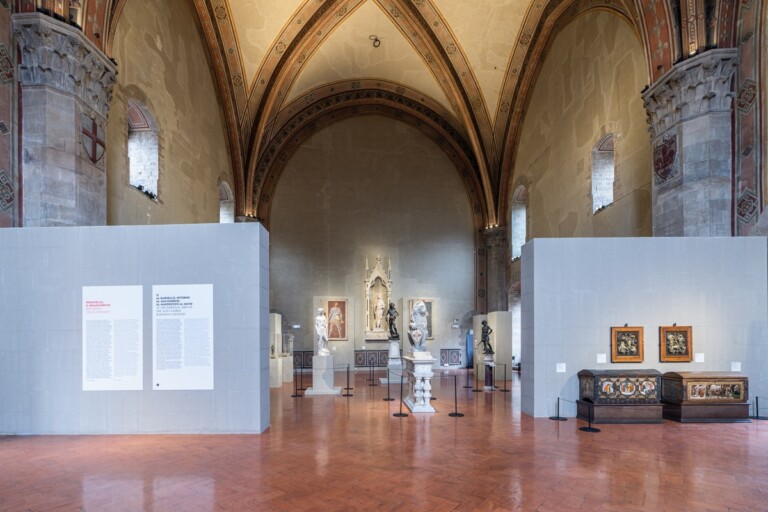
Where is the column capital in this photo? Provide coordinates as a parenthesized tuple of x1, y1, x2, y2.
(482, 226, 507, 250)
(643, 49, 738, 140)
(13, 13, 117, 118)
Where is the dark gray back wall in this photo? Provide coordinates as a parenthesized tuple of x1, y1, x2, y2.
(0, 223, 269, 434)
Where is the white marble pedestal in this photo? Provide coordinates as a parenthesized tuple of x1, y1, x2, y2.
(403, 352, 437, 413)
(305, 355, 341, 395)
(380, 339, 403, 384)
(281, 356, 293, 383)
(269, 357, 283, 388)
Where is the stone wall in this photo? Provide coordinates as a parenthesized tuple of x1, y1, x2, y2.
(105, 0, 232, 225)
(269, 115, 475, 368)
(512, 10, 652, 238)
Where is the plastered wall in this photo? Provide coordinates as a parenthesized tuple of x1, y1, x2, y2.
(269, 116, 475, 367)
(513, 10, 652, 238)
(0, 223, 269, 434)
(105, 0, 232, 225)
(522, 237, 768, 417)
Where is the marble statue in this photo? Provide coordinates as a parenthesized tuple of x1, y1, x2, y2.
(477, 320, 494, 355)
(407, 300, 428, 352)
(386, 302, 399, 340)
(374, 294, 386, 329)
(315, 308, 330, 356)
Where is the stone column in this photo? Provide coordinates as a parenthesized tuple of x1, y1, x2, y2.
(482, 226, 508, 312)
(642, 49, 738, 236)
(14, 13, 117, 226)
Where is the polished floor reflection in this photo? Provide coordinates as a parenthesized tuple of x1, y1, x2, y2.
(1, 369, 767, 511)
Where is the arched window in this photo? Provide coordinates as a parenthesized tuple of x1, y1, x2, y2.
(127, 99, 159, 199)
(219, 181, 235, 223)
(592, 134, 615, 212)
(510, 185, 527, 259)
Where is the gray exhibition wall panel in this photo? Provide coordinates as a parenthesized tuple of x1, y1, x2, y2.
(522, 237, 768, 417)
(0, 223, 269, 434)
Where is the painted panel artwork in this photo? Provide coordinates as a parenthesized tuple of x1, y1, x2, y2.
(660, 326, 692, 362)
(687, 382, 745, 401)
(610, 326, 644, 363)
(325, 299, 347, 340)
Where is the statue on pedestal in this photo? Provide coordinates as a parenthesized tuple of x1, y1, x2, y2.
(477, 320, 494, 355)
(407, 300, 428, 352)
(386, 302, 399, 340)
(315, 308, 330, 356)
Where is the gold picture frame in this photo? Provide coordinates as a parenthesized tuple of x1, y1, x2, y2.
(610, 326, 644, 363)
(659, 326, 692, 362)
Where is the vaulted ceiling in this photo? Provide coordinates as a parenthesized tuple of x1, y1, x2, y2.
(95, 0, 737, 227)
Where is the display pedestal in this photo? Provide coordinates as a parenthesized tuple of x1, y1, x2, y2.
(269, 357, 283, 388)
(403, 353, 436, 413)
(281, 356, 293, 383)
(380, 339, 402, 384)
(305, 355, 341, 395)
(483, 355, 495, 391)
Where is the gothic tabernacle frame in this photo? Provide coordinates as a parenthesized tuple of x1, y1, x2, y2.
(364, 256, 392, 341)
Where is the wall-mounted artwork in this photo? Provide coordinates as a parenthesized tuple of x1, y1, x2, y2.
(610, 326, 644, 363)
(659, 326, 692, 362)
(325, 299, 347, 340)
(408, 299, 434, 339)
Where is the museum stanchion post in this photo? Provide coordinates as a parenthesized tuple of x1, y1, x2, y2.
(464, 368, 472, 388)
(368, 360, 377, 386)
(752, 396, 768, 420)
(393, 370, 408, 418)
(579, 401, 600, 433)
(448, 374, 464, 418)
(298, 363, 306, 391)
(291, 367, 302, 398)
(548, 396, 568, 421)
(500, 364, 509, 393)
(383, 368, 394, 401)
(342, 364, 353, 397)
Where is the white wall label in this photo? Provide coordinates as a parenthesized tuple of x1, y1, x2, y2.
(731, 362, 741, 372)
(694, 352, 705, 363)
(596, 353, 607, 364)
(153, 284, 214, 390)
(82, 286, 143, 391)
(556, 363, 566, 373)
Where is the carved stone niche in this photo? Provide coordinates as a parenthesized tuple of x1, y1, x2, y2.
(364, 255, 392, 341)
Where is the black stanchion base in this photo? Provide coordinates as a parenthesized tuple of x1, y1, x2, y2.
(463, 385, 473, 389)
(342, 393, 353, 397)
(382, 397, 395, 401)
(471, 389, 483, 392)
(291, 394, 302, 398)
(344, 387, 353, 391)
(448, 412, 464, 417)
(393, 412, 409, 417)
(751, 415, 768, 420)
(579, 426, 600, 433)
(548, 416, 568, 421)
(368, 383, 377, 387)
(500, 389, 510, 393)
(430, 397, 437, 401)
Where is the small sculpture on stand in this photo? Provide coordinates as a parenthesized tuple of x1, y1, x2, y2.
(477, 320, 494, 355)
(315, 308, 330, 356)
(386, 303, 399, 340)
(407, 300, 429, 353)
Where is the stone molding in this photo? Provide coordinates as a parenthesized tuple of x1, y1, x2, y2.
(643, 49, 738, 140)
(13, 13, 117, 118)
(482, 226, 508, 251)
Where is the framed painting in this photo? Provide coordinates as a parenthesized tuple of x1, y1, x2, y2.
(325, 299, 348, 340)
(610, 326, 644, 363)
(659, 325, 692, 362)
(408, 299, 434, 339)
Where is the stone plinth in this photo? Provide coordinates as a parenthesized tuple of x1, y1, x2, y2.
(484, 354, 495, 391)
(379, 339, 403, 384)
(281, 356, 293, 383)
(403, 353, 436, 413)
(305, 355, 341, 395)
(269, 357, 283, 388)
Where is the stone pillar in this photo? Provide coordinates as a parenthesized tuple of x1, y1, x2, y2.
(482, 227, 508, 312)
(642, 49, 738, 236)
(13, 13, 117, 226)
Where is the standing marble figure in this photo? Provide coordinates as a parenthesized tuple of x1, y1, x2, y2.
(386, 302, 399, 340)
(407, 300, 428, 352)
(374, 294, 386, 329)
(315, 308, 330, 356)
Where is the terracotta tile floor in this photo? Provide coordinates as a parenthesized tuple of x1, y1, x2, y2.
(1, 369, 767, 511)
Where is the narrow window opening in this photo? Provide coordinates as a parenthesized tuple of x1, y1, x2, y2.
(219, 181, 235, 223)
(127, 100, 159, 200)
(510, 185, 527, 260)
(592, 134, 615, 212)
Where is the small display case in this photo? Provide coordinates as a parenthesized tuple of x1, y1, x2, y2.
(661, 371, 750, 423)
(576, 369, 663, 424)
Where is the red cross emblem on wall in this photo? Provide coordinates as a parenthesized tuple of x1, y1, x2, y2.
(80, 113, 105, 163)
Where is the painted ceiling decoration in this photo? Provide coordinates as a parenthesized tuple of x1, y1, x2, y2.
(26, 0, 742, 227)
